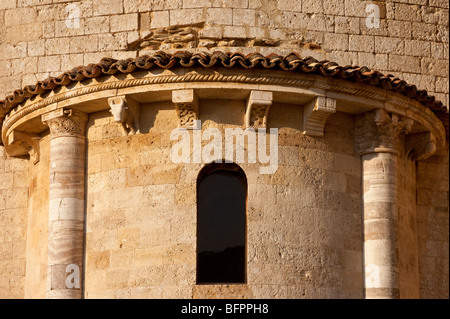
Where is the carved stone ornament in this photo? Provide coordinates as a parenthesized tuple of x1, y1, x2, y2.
(303, 96, 336, 137)
(42, 109, 88, 138)
(108, 95, 140, 135)
(7, 131, 41, 164)
(172, 89, 199, 129)
(355, 108, 413, 156)
(406, 131, 437, 161)
(246, 90, 273, 129)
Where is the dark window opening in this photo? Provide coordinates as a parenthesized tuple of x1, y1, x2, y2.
(196, 163, 247, 284)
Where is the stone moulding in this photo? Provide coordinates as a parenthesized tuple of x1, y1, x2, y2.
(0, 51, 447, 162)
(1, 51, 447, 118)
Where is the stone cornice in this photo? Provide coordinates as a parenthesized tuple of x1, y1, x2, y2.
(0, 51, 447, 133)
(1, 68, 446, 162)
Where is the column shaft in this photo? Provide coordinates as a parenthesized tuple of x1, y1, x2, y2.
(362, 152, 399, 299)
(43, 109, 87, 299)
(356, 109, 411, 299)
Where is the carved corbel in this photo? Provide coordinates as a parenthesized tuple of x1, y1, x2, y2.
(108, 95, 140, 135)
(7, 131, 41, 164)
(172, 89, 199, 129)
(245, 90, 273, 130)
(303, 96, 336, 137)
(406, 131, 437, 161)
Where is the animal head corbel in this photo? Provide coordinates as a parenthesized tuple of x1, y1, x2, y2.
(107, 95, 140, 135)
(108, 96, 128, 123)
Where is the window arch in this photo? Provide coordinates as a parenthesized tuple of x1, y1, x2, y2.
(196, 162, 247, 284)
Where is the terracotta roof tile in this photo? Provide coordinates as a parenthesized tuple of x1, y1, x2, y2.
(0, 51, 448, 134)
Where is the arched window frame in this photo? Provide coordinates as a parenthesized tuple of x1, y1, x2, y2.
(196, 162, 248, 285)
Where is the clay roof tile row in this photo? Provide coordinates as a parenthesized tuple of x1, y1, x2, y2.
(0, 51, 448, 134)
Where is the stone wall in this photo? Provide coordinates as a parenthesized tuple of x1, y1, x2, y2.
(397, 136, 420, 298)
(81, 100, 363, 298)
(23, 135, 50, 299)
(0, 0, 448, 108)
(0, 145, 28, 298)
(0, 0, 448, 299)
(416, 147, 449, 299)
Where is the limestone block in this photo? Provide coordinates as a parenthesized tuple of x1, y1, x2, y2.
(5, 7, 36, 26)
(110, 13, 139, 33)
(0, 0, 16, 10)
(233, 9, 256, 26)
(277, 0, 302, 11)
(389, 54, 421, 74)
(394, 3, 421, 22)
(69, 35, 99, 54)
(223, 25, 247, 39)
(150, 10, 170, 29)
(375, 37, 405, 55)
(184, 0, 212, 9)
(322, 0, 345, 15)
(86, 251, 110, 271)
(421, 58, 449, 77)
(118, 227, 140, 249)
(335, 16, 360, 34)
(213, 0, 249, 8)
(303, 0, 323, 14)
(349, 35, 375, 53)
(85, 16, 110, 34)
(170, 9, 203, 25)
(323, 33, 349, 51)
(0, 172, 13, 190)
(207, 8, 232, 25)
(93, 0, 124, 16)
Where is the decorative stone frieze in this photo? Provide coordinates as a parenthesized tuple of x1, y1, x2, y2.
(303, 96, 336, 137)
(245, 90, 272, 129)
(107, 95, 140, 135)
(172, 89, 199, 129)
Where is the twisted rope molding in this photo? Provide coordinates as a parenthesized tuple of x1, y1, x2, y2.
(2, 72, 442, 144)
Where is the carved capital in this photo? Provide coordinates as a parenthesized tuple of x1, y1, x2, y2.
(42, 109, 88, 138)
(355, 109, 413, 156)
(7, 131, 41, 164)
(172, 89, 199, 129)
(406, 131, 436, 161)
(303, 96, 336, 137)
(245, 90, 273, 129)
(108, 95, 140, 135)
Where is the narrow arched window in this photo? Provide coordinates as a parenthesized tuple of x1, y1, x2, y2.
(197, 163, 247, 284)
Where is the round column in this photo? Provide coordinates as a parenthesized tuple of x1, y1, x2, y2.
(356, 109, 412, 299)
(42, 109, 88, 299)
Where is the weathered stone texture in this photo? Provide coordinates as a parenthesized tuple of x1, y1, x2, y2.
(81, 100, 363, 299)
(24, 136, 50, 299)
(416, 147, 449, 299)
(0, 0, 448, 105)
(0, 0, 448, 299)
(0, 146, 29, 299)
